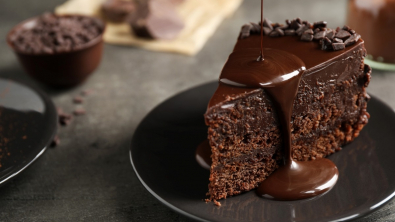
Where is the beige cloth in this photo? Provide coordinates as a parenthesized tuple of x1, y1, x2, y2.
(55, 0, 243, 55)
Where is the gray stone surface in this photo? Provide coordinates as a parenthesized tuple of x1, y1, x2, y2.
(0, 0, 395, 221)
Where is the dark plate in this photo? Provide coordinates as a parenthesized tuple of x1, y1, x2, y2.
(130, 81, 395, 222)
(0, 79, 57, 185)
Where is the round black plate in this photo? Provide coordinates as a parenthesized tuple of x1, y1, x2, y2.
(0, 79, 57, 185)
(130, 82, 395, 222)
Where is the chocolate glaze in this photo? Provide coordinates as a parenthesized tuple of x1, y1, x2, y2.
(195, 140, 212, 170)
(347, 0, 395, 63)
(208, 35, 364, 109)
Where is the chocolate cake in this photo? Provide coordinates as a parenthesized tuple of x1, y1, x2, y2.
(204, 18, 371, 204)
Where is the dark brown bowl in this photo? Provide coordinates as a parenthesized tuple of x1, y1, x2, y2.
(7, 15, 105, 88)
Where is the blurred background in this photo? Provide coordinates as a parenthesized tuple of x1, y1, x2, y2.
(0, 0, 394, 221)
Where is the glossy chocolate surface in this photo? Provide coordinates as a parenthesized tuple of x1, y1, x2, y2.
(208, 35, 364, 108)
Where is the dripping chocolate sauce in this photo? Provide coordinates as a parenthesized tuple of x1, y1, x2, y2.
(196, 0, 339, 201)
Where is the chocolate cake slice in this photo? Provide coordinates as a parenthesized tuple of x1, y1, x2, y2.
(204, 19, 371, 203)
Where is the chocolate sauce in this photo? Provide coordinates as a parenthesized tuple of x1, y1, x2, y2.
(215, 2, 339, 200)
(195, 140, 212, 170)
(347, 0, 395, 63)
(259, 0, 264, 61)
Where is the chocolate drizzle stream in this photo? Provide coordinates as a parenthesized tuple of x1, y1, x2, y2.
(240, 17, 360, 52)
(258, 0, 264, 61)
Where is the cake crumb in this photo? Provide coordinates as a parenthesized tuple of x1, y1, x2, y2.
(81, 89, 94, 96)
(73, 96, 84, 104)
(73, 108, 86, 116)
(50, 135, 60, 147)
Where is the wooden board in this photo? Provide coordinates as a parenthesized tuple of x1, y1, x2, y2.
(55, 0, 243, 55)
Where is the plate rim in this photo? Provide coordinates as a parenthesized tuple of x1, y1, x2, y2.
(0, 78, 58, 186)
(130, 81, 395, 222)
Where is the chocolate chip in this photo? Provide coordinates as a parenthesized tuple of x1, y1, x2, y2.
(296, 25, 309, 36)
(276, 27, 284, 36)
(273, 23, 283, 29)
(320, 37, 332, 50)
(240, 24, 252, 38)
(313, 21, 327, 29)
(285, 19, 291, 25)
(279, 25, 289, 30)
(301, 32, 313, 41)
(263, 27, 272, 35)
(59, 113, 73, 126)
(335, 29, 351, 39)
(314, 31, 327, 40)
(73, 96, 84, 104)
(269, 28, 284, 37)
(81, 89, 94, 96)
(263, 18, 273, 30)
(342, 25, 351, 31)
(73, 108, 86, 116)
(325, 30, 336, 39)
(332, 43, 345, 51)
(344, 34, 361, 46)
(284, 29, 296, 36)
(304, 29, 314, 35)
(349, 29, 356, 34)
(289, 19, 302, 30)
(250, 22, 261, 33)
(296, 18, 302, 24)
(50, 135, 60, 147)
(333, 38, 343, 43)
(302, 21, 313, 28)
(240, 32, 249, 39)
(314, 28, 321, 33)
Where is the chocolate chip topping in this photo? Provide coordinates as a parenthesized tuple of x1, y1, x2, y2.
(284, 29, 296, 36)
(263, 18, 273, 30)
(332, 43, 345, 51)
(314, 31, 326, 40)
(344, 34, 361, 46)
(263, 27, 273, 36)
(10, 13, 103, 54)
(313, 21, 327, 29)
(335, 30, 351, 39)
(239, 18, 362, 52)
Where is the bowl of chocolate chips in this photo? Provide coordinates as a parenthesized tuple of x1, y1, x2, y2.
(7, 13, 105, 87)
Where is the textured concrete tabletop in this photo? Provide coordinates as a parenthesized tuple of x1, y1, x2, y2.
(1, 0, 395, 221)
